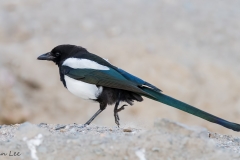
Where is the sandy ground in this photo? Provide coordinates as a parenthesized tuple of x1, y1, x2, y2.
(0, 0, 240, 135)
(0, 1, 240, 158)
(0, 119, 240, 160)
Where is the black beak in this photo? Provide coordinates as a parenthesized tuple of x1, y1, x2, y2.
(37, 52, 55, 61)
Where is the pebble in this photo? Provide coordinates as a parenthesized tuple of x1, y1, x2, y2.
(55, 125, 66, 130)
(123, 129, 132, 132)
(152, 147, 160, 152)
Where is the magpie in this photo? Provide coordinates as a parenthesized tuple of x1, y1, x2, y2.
(37, 44, 240, 131)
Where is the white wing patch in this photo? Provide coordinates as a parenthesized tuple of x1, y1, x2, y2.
(63, 58, 109, 70)
(64, 75, 102, 100)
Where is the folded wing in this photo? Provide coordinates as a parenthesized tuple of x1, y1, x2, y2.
(61, 66, 155, 98)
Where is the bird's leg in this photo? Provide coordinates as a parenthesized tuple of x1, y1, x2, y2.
(114, 103, 120, 126)
(84, 109, 103, 126)
(114, 104, 127, 127)
(84, 102, 107, 126)
(114, 92, 127, 127)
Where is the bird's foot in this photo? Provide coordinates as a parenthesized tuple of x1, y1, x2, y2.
(114, 105, 127, 127)
(75, 124, 88, 129)
(114, 112, 120, 127)
(116, 104, 127, 113)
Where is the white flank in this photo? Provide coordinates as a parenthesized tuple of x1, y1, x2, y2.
(63, 58, 109, 70)
(64, 75, 102, 100)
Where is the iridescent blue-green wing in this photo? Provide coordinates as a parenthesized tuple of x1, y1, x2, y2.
(61, 66, 154, 98)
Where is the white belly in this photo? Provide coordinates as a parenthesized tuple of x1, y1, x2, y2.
(64, 75, 102, 100)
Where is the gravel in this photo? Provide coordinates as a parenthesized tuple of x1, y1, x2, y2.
(0, 119, 239, 160)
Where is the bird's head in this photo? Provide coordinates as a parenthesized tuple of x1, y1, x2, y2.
(37, 44, 86, 65)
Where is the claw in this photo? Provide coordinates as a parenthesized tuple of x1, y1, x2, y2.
(114, 104, 128, 126)
(116, 104, 127, 112)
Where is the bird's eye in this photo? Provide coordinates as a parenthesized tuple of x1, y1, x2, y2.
(55, 52, 60, 57)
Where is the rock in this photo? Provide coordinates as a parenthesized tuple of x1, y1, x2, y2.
(123, 128, 132, 132)
(0, 120, 239, 159)
(14, 122, 50, 141)
(154, 118, 209, 138)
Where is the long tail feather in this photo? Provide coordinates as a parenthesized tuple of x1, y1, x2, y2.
(142, 88, 240, 132)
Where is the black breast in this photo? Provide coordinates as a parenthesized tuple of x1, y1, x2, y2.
(59, 68, 66, 88)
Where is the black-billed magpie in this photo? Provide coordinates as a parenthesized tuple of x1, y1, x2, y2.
(38, 44, 240, 131)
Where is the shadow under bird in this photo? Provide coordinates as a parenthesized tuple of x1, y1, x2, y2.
(38, 44, 240, 132)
